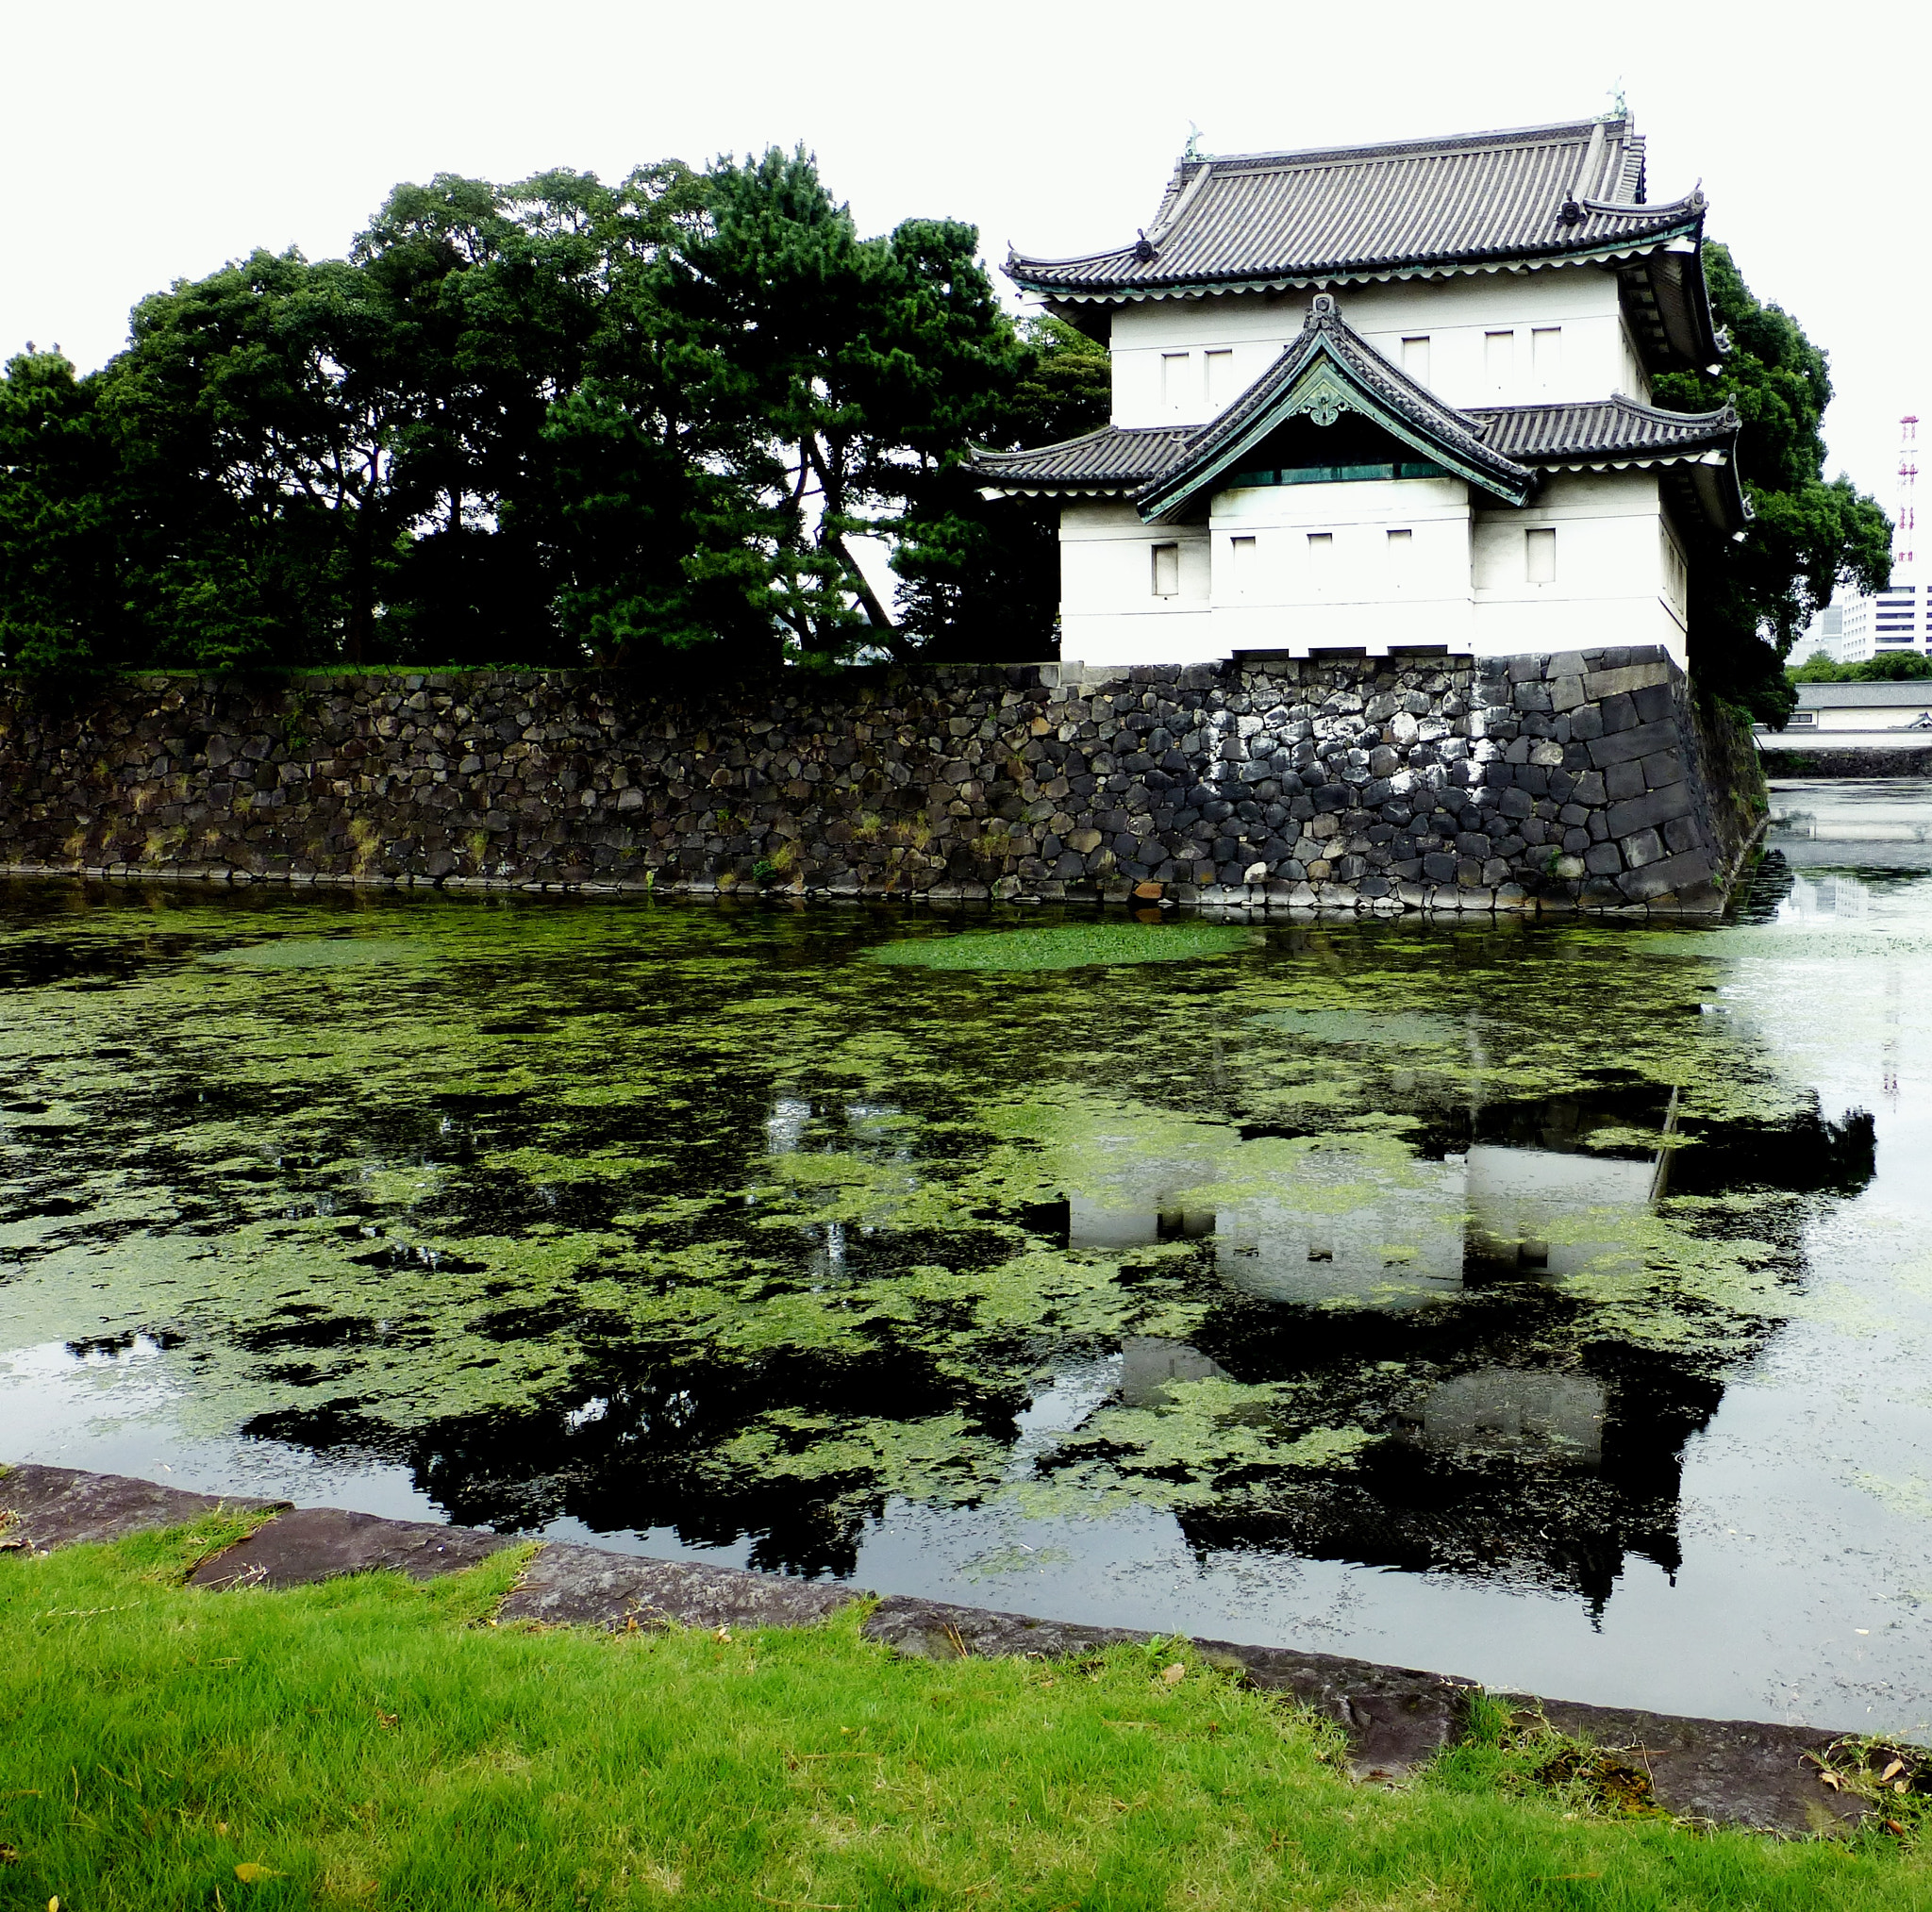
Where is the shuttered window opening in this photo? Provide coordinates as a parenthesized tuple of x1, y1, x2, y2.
(1532, 326, 1562, 389)
(1485, 329, 1515, 391)
(1525, 525, 1557, 583)
(1401, 336, 1431, 384)
(1151, 542, 1181, 596)
(1205, 349, 1235, 408)
(1228, 534, 1257, 593)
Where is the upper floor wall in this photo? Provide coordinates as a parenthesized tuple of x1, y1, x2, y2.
(1109, 262, 1654, 428)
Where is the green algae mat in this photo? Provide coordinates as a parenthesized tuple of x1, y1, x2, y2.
(4, 822, 1932, 1735)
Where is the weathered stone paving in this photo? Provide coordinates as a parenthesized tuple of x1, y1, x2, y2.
(184, 1505, 516, 1590)
(0, 1463, 1893, 1833)
(0, 1461, 287, 1551)
(498, 1541, 858, 1633)
(0, 645, 1761, 914)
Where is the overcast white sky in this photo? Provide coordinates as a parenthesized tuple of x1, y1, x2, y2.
(5, 0, 1925, 516)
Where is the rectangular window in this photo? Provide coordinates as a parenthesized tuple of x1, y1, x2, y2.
(1204, 348, 1235, 408)
(1228, 534, 1256, 593)
(1401, 336, 1431, 384)
(1531, 326, 1561, 388)
(1525, 525, 1557, 583)
(1307, 532, 1334, 560)
(1485, 330, 1515, 391)
(1386, 527, 1413, 555)
(1160, 352, 1191, 410)
(1789, 711, 1818, 725)
(1151, 541, 1180, 597)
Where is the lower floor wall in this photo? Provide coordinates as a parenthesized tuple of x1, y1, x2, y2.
(0, 646, 1764, 915)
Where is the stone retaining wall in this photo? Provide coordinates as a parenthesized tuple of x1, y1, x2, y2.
(1758, 742, 1932, 779)
(0, 644, 1764, 914)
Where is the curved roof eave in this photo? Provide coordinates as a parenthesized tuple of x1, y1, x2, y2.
(1009, 224, 1704, 305)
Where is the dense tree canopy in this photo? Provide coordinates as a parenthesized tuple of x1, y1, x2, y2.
(1789, 648, 1932, 683)
(1652, 241, 1891, 722)
(0, 152, 1047, 678)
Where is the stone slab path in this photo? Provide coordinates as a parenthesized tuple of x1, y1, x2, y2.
(498, 1540, 856, 1632)
(185, 1505, 517, 1590)
(0, 1462, 288, 1551)
(0, 1462, 1887, 1836)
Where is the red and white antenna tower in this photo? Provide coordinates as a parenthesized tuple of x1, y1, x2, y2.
(1897, 414, 1918, 572)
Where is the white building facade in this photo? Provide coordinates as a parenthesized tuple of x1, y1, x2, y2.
(975, 117, 1746, 669)
(1805, 581, 1926, 666)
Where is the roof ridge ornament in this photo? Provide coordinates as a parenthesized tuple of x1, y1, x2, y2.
(1133, 228, 1158, 263)
(1306, 291, 1341, 327)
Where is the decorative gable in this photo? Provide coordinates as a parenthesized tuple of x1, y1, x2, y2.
(1136, 295, 1535, 523)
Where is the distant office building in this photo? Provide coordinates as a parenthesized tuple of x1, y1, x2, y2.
(1800, 416, 1919, 666)
(1807, 585, 1927, 666)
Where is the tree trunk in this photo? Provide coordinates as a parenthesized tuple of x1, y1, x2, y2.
(345, 512, 372, 665)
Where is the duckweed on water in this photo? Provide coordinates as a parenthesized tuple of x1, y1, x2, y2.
(198, 937, 432, 969)
(1248, 1006, 1469, 1046)
(864, 917, 1257, 970)
(0, 881, 1880, 1597)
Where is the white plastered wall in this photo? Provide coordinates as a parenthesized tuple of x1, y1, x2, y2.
(1208, 475, 1474, 655)
(1109, 262, 1653, 428)
(1058, 501, 1215, 667)
(1057, 470, 1688, 668)
(1471, 470, 1686, 665)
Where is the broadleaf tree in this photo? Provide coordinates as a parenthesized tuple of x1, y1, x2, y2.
(1652, 241, 1892, 723)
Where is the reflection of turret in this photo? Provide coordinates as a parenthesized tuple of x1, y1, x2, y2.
(1462, 1142, 1657, 1281)
(1400, 1366, 1607, 1464)
(1120, 1336, 1231, 1405)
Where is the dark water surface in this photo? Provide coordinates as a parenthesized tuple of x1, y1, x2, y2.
(5, 779, 1929, 1735)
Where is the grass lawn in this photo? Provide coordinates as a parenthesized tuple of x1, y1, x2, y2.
(2, 1512, 1925, 1910)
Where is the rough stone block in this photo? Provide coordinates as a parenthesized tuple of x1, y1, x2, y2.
(1603, 759, 1645, 801)
(1640, 749, 1685, 790)
(1584, 841, 1623, 875)
(1633, 683, 1675, 724)
(1588, 716, 1683, 770)
(1596, 692, 1639, 736)
(1606, 782, 1695, 839)
(1622, 826, 1665, 869)
(1617, 846, 1716, 903)
(1584, 659, 1673, 700)
(1550, 674, 1588, 714)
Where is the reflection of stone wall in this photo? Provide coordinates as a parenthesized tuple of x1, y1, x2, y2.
(0, 644, 1761, 914)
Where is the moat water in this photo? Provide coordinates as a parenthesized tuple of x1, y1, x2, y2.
(4, 780, 1929, 1736)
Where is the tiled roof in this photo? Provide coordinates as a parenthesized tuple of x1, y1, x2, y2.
(1795, 683, 1932, 708)
(970, 424, 1190, 490)
(975, 395, 1737, 494)
(1469, 395, 1740, 462)
(1009, 117, 1700, 299)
